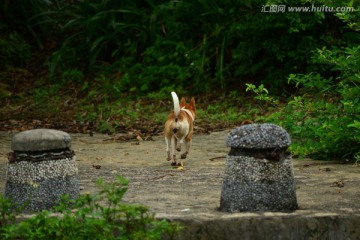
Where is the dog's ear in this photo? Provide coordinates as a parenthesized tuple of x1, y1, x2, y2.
(180, 97, 186, 107)
(190, 97, 196, 110)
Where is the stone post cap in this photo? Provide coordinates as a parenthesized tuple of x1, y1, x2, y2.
(12, 129, 71, 151)
(227, 123, 291, 149)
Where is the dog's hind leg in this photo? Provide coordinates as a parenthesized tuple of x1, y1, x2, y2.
(177, 136, 186, 152)
(181, 139, 191, 159)
(176, 138, 181, 152)
(165, 136, 171, 161)
(170, 135, 177, 165)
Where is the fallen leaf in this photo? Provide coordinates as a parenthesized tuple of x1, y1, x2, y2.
(92, 164, 101, 169)
(175, 162, 185, 171)
(333, 179, 344, 188)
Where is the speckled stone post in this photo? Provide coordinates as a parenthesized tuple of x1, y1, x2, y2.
(219, 123, 298, 212)
(5, 129, 79, 212)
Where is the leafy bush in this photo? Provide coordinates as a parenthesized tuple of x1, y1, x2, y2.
(246, 4, 360, 160)
(0, 0, 58, 48)
(38, 0, 341, 93)
(0, 30, 31, 69)
(285, 71, 359, 159)
(0, 176, 180, 240)
(62, 69, 84, 84)
(0, 0, 349, 99)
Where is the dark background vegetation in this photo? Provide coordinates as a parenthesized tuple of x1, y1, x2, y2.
(0, 0, 359, 161)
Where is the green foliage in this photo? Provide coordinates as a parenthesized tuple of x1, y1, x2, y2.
(248, 78, 359, 160)
(0, 30, 31, 69)
(62, 69, 84, 84)
(0, 176, 181, 239)
(283, 80, 358, 159)
(0, 82, 12, 99)
(0, 0, 58, 48)
(0, 195, 19, 233)
(245, 84, 279, 107)
(29, 0, 338, 92)
(246, 4, 360, 160)
(29, 83, 63, 116)
(0, 0, 355, 89)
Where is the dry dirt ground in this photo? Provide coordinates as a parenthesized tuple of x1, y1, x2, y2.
(1, 130, 360, 217)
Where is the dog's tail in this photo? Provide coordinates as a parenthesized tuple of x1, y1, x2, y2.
(171, 92, 180, 120)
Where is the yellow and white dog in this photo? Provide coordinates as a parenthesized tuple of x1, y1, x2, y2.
(165, 92, 196, 166)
